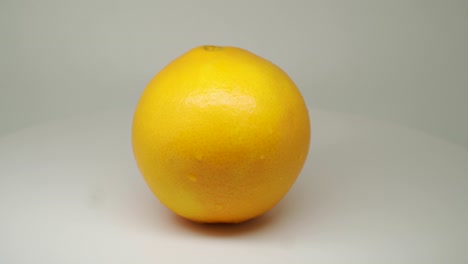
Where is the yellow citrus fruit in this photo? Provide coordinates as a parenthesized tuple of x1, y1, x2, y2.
(132, 45, 310, 223)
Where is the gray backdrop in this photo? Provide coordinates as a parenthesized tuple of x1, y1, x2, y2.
(1, 0, 467, 148)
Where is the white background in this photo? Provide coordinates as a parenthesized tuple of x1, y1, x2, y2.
(1, 109, 467, 263)
(1, 0, 468, 147)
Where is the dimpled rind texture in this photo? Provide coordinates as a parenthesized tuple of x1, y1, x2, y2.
(132, 46, 310, 223)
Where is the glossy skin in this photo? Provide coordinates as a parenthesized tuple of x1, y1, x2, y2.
(132, 46, 310, 223)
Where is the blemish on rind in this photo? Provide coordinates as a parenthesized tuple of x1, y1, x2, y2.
(203, 45, 224, 51)
(188, 174, 198, 182)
